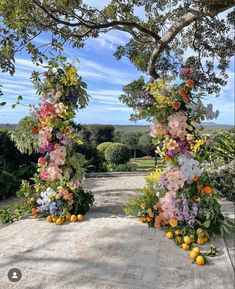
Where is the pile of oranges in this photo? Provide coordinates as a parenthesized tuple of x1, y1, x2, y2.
(166, 228, 208, 266)
(46, 213, 84, 225)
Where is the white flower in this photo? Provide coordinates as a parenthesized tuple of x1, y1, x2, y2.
(178, 155, 201, 181)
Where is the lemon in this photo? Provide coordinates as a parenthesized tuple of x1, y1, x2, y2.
(175, 229, 181, 236)
(175, 236, 183, 245)
(182, 243, 190, 250)
(70, 215, 77, 222)
(196, 255, 205, 266)
(65, 212, 71, 220)
(77, 214, 84, 222)
(56, 218, 64, 225)
(189, 250, 199, 260)
(166, 232, 174, 239)
(192, 247, 200, 255)
(47, 216, 53, 223)
(52, 216, 58, 223)
(183, 236, 191, 244)
(197, 237, 205, 245)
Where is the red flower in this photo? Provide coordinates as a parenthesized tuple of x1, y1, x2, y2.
(172, 102, 181, 110)
(178, 88, 188, 96)
(31, 127, 38, 133)
(186, 79, 194, 88)
(182, 95, 190, 103)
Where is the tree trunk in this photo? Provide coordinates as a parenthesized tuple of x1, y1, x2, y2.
(134, 149, 136, 163)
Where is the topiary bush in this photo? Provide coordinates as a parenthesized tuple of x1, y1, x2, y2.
(97, 142, 113, 156)
(104, 143, 131, 165)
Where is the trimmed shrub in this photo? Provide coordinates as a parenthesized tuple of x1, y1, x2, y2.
(97, 142, 113, 156)
(104, 143, 131, 165)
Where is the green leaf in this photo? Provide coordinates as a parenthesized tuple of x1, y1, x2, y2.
(202, 220, 211, 228)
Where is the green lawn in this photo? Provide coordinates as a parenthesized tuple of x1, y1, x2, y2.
(128, 157, 156, 171)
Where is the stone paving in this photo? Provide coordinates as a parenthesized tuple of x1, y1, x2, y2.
(0, 173, 234, 289)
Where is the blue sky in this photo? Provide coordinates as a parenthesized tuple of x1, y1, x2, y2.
(0, 1, 234, 125)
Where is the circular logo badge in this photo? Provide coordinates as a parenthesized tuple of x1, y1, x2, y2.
(8, 268, 22, 282)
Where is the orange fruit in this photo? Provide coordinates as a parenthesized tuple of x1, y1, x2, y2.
(182, 243, 190, 250)
(56, 218, 64, 225)
(47, 216, 53, 222)
(166, 232, 174, 239)
(189, 250, 199, 260)
(192, 247, 200, 255)
(175, 229, 181, 236)
(70, 215, 77, 222)
(77, 214, 84, 222)
(197, 238, 205, 245)
(52, 216, 58, 222)
(196, 255, 205, 266)
(183, 236, 191, 244)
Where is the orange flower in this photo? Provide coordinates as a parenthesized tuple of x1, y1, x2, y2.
(192, 194, 200, 201)
(172, 101, 181, 110)
(146, 216, 152, 222)
(203, 186, 213, 196)
(193, 176, 199, 182)
(31, 208, 37, 214)
(197, 184, 203, 191)
(178, 88, 188, 96)
(162, 129, 169, 135)
(169, 218, 178, 227)
(165, 155, 171, 161)
(186, 79, 194, 88)
(140, 217, 146, 223)
(182, 95, 190, 103)
(34, 214, 38, 219)
(147, 208, 154, 218)
(31, 127, 38, 133)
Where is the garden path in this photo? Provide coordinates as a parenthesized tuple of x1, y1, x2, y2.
(0, 173, 234, 289)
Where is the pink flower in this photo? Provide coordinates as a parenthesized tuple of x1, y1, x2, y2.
(40, 170, 48, 180)
(39, 127, 52, 149)
(164, 139, 178, 151)
(45, 166, 62, 181)
(37, 101, 56, 122)
(150, 122, 163, 138)
(50, 145, 66, 166)
(167, 112, 188, 139)
(165, 167, 185, 192)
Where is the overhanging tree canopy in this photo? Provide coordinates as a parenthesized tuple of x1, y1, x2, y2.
(0, 0, 234, 107)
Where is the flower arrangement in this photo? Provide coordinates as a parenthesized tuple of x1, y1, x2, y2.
(125, 68, 233, 265)
(17, 60, 94, 225)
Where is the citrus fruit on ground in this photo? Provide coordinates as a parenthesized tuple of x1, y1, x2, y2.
(192, 247, 200, 255)
(175, 229, 181, 235)
(183, 236, 191, 244)
(166, 232, 174, 239)
(182, 243, 190, 250)
(56, 218, 64, 225)
(77, 214, 84, 222)
(189, 250, 199, 260)
(65, 212, 71, 220)
(70, 215, 77, 222)
(197, 237, 205, 245)
(52, 216, 58, 222)
(196, 255, 205, 266)
(47, 216, 53, 223)
(175, 236, 183, 245)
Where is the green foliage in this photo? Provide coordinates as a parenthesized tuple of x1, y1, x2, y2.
(86, 125, 115, 146)
(10, 116, 39, 155)
(124, 186, 158, 217)
(138, 133, 154, 156)
(102, 162, 135, 172)
(0, 128, 36, 199)
(74, 143, 103, 172)
(212, 131, 235, 162)
(71, 187, 94, 215)
(104, 143, 131, 165)
(202, 160, 235, 201)
(97, 142, 113, 156)
(0, 203, 30, 224)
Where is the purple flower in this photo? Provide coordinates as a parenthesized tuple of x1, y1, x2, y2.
(167, 150, 177, 157)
